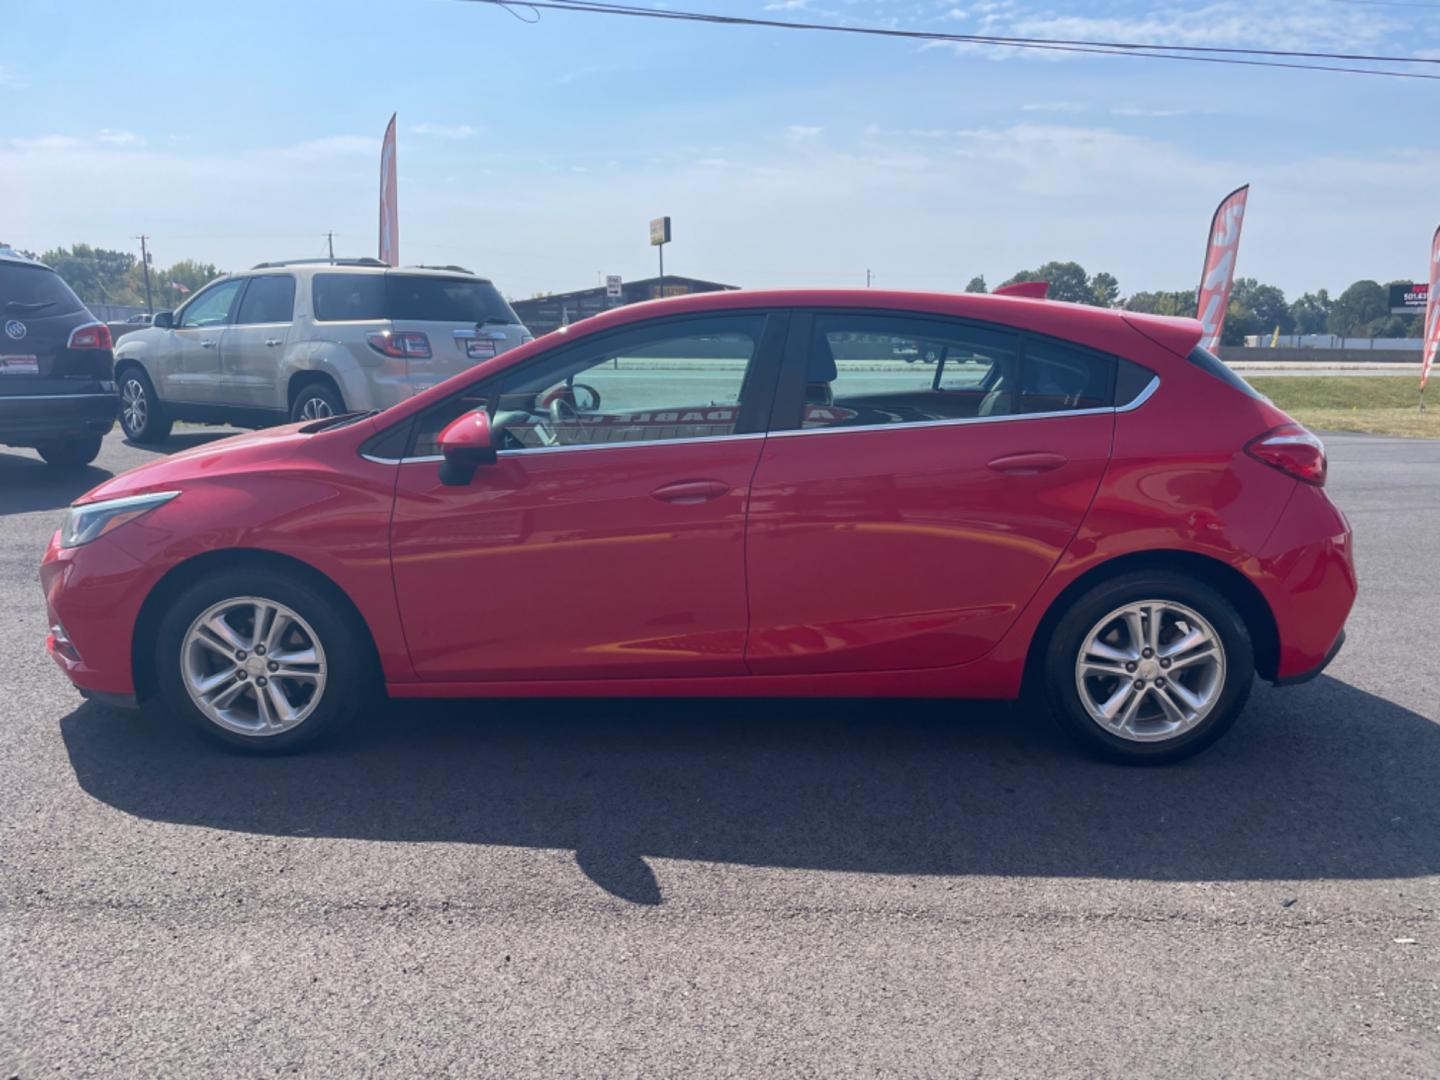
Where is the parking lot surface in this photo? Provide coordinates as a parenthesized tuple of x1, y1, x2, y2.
(2, 429, 1437, 1078)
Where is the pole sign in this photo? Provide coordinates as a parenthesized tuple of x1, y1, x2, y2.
(1390, 281, 1428, 315)
(606, 275, 623, 299)
(649, 216, 671, 246)
(1196, 185, 1249, 352)
(1423, 226, 1440, 392)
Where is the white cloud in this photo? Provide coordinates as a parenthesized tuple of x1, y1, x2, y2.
(786, 125, 824, 140)
(276, 135, 378, 159)
(98, 129, 145, 146)
(9, 135, 80, 151)
(1021, 101, 1088, 113)
(411, 122, 477, 140)
(1111, 106, 1189, 118)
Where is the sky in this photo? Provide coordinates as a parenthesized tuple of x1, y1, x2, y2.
(4, 0, 1440, 301)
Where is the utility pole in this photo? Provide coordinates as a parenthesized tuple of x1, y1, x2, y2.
(866, 268, 873, 288)
(326, 232, 336, 263)
(136, 235, 154, 314)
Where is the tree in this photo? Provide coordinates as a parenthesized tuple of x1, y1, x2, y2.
(964, 275, 987, 294)
(1124, 289, 1196, 317)
(1289, 290, 1330, 335)
(39, 244, 142, 305)
(1220, 278, 1293, 346)
(1000, 261, 1120, 307)
(1089, 271, 1120, 308)
(1326, 280, 1388, 339)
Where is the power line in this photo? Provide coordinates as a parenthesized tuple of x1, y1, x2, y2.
(459, 0, 1440, 80)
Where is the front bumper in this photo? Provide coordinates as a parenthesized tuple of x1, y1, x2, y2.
(0, 389, 116, 446)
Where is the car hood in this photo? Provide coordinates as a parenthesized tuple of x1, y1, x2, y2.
(75, 421, 331, 505)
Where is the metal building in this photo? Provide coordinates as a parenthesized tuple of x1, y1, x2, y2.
(511, 275, 738, 337)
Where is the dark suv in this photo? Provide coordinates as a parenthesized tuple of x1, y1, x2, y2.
(0, 247, 117, 468)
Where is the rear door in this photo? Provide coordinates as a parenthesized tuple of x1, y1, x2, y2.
(168, 278, 245, 403)
(744, 310, 1116, 674)
(221, 273, 296, 412)
(385, 273, 527, 389)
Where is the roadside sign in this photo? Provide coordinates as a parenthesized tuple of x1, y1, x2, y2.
(606, 275, 623, 299)
(1389, 281, 1427, 315)
(649, 216, 671, 246)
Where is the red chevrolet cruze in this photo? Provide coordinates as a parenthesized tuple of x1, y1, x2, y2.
(41, 289, 1354, 762)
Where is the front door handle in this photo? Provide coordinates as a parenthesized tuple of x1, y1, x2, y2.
(651, 479, 730, 505)
(264, 338, 284, 348)
(987, 451, 1068, 475)
(200, 339, 217, 349)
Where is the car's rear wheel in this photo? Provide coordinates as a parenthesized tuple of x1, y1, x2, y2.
(118, 366, 173, 444)
(1042, 571, 1254, 764)
(36, 436, 103, 469)
(290, 381, 344, 423)
(154, 568, 366, 753)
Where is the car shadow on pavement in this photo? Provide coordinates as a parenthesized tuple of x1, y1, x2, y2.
(59, 676, 1438, 905)
(0, 452, 113, 514)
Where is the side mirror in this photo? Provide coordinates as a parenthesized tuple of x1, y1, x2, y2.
(152, 311, 175, 329)
(437, 410, 497, 486)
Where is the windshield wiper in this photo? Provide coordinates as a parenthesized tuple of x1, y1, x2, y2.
(4, 300, 56, 314)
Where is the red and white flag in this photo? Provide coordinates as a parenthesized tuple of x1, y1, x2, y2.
(1196, 185, 1250, 352)
(379, 113, 399, 267)
(1423, 225, 1440, 391)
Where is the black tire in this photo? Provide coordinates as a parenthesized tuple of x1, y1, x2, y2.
(117, 365, 173, 444)
(289, 380, 345, 423)
(36, 436, 103, 469)
(1041, 570, 1255, 765)
(154, 567, 368, 753)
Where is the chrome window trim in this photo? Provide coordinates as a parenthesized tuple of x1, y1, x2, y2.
(3, 392, 119, 401)
(362, 375, 1161, 465)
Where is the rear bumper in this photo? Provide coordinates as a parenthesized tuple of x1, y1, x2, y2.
(0, 389, 116, 445)
(1272, 628, 1345, 687)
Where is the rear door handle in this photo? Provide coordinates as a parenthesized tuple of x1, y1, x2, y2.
(987, 451, 1068, 475)
(651, 479, 730, 505)
(200, 339, 217, 349)
(264, 338, 284, 347)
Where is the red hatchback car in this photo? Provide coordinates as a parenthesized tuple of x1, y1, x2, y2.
(41, 289, 1355, 762)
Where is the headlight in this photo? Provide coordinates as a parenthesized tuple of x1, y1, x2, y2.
(61, 491, 180, 548)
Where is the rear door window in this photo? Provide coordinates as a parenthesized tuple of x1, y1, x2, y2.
(312, 274, 386, 322)
(1019, 339, 1115, 414)
(234, 274, 296, 325)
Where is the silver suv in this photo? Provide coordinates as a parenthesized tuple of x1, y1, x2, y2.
(112, 259, 531, 442)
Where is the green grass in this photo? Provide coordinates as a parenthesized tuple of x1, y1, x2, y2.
(1246, 376, 1440, 439)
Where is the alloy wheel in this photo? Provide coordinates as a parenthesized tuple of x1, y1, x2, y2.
(121, 378, 148, 433)
(181, 597, 328, 736)
(1074, 599, 1226, 743)
(298, 396, 334, 420)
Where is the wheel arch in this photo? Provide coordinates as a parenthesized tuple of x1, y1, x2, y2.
(1023, 549, 1281, 687)
(131, 547, 383, 703)
(286, 369, 346, 410)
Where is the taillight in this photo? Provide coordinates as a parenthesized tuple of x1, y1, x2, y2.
(1245, 423, 1327, 486)
(366, 330, 431, 359)
(67, 322, 113, 350)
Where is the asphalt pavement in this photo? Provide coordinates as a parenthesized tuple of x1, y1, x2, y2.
(1, 428, 1436, 1078)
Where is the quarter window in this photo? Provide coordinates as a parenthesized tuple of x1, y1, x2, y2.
(1019, 338, 1114, 414)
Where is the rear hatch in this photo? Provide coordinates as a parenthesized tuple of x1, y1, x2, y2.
(1, 261, 112, 394)
(383, 272, 528, 383)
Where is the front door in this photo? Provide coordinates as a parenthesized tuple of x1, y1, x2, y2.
(222, 273, 296, 412)
(168, 277, 245, 404)
(745, 310, 1116, 674)
(389, 311, 786, 682)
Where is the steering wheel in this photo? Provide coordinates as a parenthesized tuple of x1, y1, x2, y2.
(549, 394, 581, 426)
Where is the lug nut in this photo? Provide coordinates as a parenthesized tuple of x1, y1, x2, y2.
(1156, 678, 1167, 688)
(236, 671, 247, 681)
(1125, 661, 1137, 673)
(257, 676, 268, 687)
(268, 661, 279, 672)
(1141, 648, 1154, 659)
(255, 645, 266, 656)
(236, 650, 247, 661)
(1133, 679, 1145, 690)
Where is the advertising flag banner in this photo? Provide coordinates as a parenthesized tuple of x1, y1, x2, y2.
(379, 114, 399, 267)
(1423, 225, 1440, 391)
(1196, 185, 1250, 352)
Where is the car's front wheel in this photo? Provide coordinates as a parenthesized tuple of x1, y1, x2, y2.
(1042, 571, 1255, 764)
(290, 382, 345, 423)
(117, 366, 173, 444)
(154, 567, 367, 753)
